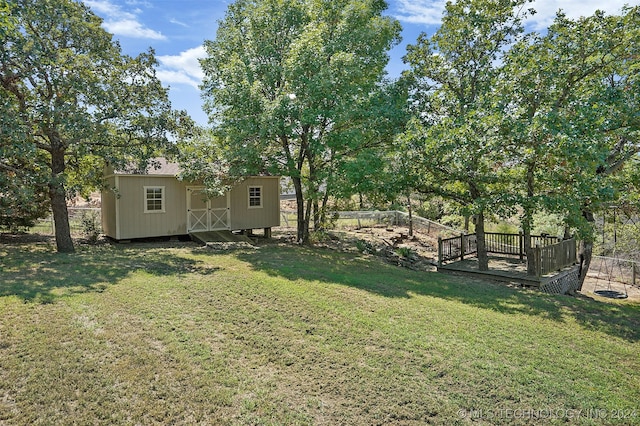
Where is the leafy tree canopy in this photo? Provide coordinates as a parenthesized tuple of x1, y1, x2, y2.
(402, 0, 534, 270)
(199, 0, 402, 242)
(0, 0, 190, 251)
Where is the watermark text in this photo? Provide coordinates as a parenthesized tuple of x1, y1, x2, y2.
(457, 408, 638, 420)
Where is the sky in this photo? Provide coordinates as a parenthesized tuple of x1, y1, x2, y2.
(83, 0, 637, 126)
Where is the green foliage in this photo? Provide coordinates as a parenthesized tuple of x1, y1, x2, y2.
(530, 212, 565, 238)
(403, 0, 533, 203)
(489, 221, 519, 235)
(0, 0, 189, 252)
(0, 186, 49, 232)
(0, 131, 50, 231)
(355, 239, 375, 254)
(80, 210, 101, 244)
(177, 127, 234, 198)
(498, 6, 640, 242)
(395, 246, 415, 259)
(199, 0, 402, 242)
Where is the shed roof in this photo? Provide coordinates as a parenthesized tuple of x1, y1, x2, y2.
(111, 157, 280, 179)
(114, 158, 180, 176)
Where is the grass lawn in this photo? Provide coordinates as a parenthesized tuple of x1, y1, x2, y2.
(1, 238, 639, 425)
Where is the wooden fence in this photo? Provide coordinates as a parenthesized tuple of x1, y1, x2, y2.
(531, 238, 577, 277)
(438, 232, 576, 276)
(279, 210, 459, 237)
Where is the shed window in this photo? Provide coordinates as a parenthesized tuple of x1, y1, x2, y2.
(248, 186, 262, 208)
(144, 186, 165, 213)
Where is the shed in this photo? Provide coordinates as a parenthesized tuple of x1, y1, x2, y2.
(101, 158, 280, 240)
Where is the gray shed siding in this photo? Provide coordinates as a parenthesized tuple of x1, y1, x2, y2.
(101, 173, 279, 240)
(229, 177, 281, 230)
(101, 176, 117, 238)
(115, 175, 188, 240)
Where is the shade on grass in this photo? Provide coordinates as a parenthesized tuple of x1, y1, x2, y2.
(1, 241, 638, 424)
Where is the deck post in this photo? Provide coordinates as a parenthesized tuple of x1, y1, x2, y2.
(534, 244, 542, 277)
(437, 237, 443, 268)
(519, 231, 524, 261)
(460, 234, 466, 261)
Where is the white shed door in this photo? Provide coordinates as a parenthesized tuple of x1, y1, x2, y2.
(209, 193, 230, 230)
(187, 187, 230, 232)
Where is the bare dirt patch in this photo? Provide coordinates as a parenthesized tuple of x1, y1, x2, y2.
(271, 224, 440, 272)
(581, 275, 640, 302)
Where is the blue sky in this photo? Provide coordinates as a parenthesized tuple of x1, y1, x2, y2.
(84, 0, 636, 126)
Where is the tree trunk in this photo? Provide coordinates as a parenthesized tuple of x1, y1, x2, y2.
(292, 176, 308, 244)
(522, 213, 535, 276)
(524, 162, 536, 276)
(49, 148, 74, 253)
(476, 210, 488, 271)
(304, 194, 313, 243)
(524, 232, 535, 275)
(320, 188, 330, 230)
(313, 198, 320, 231)
(577, 210, 595, 291)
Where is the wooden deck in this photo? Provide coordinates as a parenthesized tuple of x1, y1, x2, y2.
(438, 256, 545, 287)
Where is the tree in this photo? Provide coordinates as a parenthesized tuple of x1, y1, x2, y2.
(1, 0, 187, 252)
(0, 0, 49, 230)
(403, 0, 533, 270)
(317, 79, 409, 218)
(0, 128, 50, 231)
(497, 7, 640, 280)
(200, 0, 401, 243)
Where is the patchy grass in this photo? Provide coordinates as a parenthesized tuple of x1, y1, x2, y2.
(0, 239, 639, 425)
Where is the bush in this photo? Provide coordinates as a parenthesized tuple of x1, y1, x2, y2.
(0, 187, 50, 233)
(80, 210, 100, 243)
(355, 239, 375, 254)
(395, 246, 416, 259)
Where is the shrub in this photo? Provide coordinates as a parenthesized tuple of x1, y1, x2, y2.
(355, 239, 375, 254)
(80, 210, 100, 244)
(395, 246, 416, 259)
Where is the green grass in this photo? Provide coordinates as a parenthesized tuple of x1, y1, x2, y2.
(1, 239, 639, 425)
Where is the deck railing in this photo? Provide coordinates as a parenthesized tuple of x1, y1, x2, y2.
(483, 232, 561, 259)
(532, 238, 577, 277)
(438, 234, 477, 263)
(484, 232, 524, 258)
(438, 232, 576, 276)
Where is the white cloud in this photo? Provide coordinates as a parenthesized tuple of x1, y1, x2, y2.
(124, 0, 152, 7)
(104, 19, 165, 39)
(85, 0, 165, 40)
(392, 0, 632, 29)
(524, 0, 632, 30)
(157, 46, 206, 89)
(393, 0, 447, 25)
(169, 18, 189, 28)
